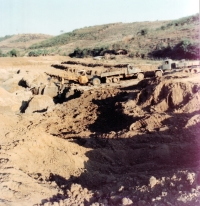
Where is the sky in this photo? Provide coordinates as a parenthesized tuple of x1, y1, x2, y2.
(0, 0, 199, 37)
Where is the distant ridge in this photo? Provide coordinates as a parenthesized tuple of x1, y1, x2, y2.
(0, 13, 199, 59)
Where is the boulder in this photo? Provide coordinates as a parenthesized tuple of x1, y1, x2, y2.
(25, 95, 54, 114)
(43, 85, 58, 98)
(21, 73, 50, 89)
(0, 87, 22, 113)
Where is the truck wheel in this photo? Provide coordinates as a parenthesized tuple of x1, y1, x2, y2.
(155, 71, 162, 77)
(137, 73, 144, 80)
(183, 68, 189, 73)
(191, 69, 197, 74)
(112, 77, 120, 83)
(92, 77, 101, 86)
(106, 78, 112, 84)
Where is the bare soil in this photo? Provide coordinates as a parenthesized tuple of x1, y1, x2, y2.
(0, 57, 200, 206)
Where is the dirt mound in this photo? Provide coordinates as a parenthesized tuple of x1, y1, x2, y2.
(119, 77, 200, 134)
(136, 78, 200, 113)
(0, 63, 200, 205)
(61, 60, 128, 68)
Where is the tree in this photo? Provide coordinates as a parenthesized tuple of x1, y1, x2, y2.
(9, 49, 18, 57)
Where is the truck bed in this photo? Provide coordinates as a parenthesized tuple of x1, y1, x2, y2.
(100, 70, 125, 78)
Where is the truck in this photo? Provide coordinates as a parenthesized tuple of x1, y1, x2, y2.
(89, 64, 144, 85)
(155, 59, 200, 77)
(50, 63, 145, 86)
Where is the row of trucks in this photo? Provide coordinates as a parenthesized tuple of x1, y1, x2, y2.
(155, 59, 200, 77)
(48, 59, 200, 89)
(49, 63, 145, 86)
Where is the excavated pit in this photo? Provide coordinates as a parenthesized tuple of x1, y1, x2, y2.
(0, 66, 200, 205)
(23, 76, 198, 206)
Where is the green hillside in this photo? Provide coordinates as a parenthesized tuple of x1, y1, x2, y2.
(29, 13, 199, 59)
(0, 14, 199, 59)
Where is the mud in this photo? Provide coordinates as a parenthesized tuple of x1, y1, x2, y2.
(0, 58, 200, 206)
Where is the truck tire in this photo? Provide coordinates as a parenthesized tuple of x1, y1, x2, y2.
(137, 73, 144, 80)
(92, 77, 101, 86)
(112, 77, 120, 83)
(155, 70, 162, 77)
(183, 68, 190, 73)
(191, 69, 198, 74)
(106, 78, 112, 84)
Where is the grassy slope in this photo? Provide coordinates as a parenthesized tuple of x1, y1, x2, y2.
(0, 14, 199, 58)
(0, 34, 53, 54)
(29, 14, 199, 58)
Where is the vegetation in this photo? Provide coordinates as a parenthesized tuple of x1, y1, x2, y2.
(159, 13, 199, 30)
(151, 39, 199, 60)
(0, 14, 198, 60)
(0, 35, 13, 42)
(29, 23, 119, 49)
(177, 39, 199, 59)
(7, 49, 19, 57)
(69, 46, 109, 58)
(0, 50, 7, 57)
(140, 28, 148, 36)
(28, 49, 49, 57)
(0, 49, 20, 57)
(29, 32, 76, 49)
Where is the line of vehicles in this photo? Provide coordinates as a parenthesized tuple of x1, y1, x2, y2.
(50, 58, 200, 86)
(155, 59, 200, 77)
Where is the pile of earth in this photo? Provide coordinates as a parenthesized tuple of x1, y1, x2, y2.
(0, 67, 200, 206)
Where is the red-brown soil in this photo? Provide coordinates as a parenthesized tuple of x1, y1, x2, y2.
(0, 57, 200, 206)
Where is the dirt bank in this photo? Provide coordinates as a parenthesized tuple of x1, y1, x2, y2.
(0, 58, 200, 206)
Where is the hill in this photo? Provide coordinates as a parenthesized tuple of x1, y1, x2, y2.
(0, 34, 53, 55)
(0, 14, 199, 59)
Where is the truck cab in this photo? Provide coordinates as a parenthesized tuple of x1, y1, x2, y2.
(158, 59, 176, 71)
(155, 59, 177, 77)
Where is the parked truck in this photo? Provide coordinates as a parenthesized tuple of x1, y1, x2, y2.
(50, 63, 145, 86)
(155, 59, 200, 77)
(90, 64, 144, 85)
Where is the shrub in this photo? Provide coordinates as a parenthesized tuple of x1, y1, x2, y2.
(28, 49, 49, 57)
(69, 46, 109, 58)
(128, 52, 134, 58)
(161, 26, 165, 30)
(0, 50, 7, 57)
(177, 39, 199, 58)
(28, 51, 38, 57)
(151, 38, 199, 59)
(8, 49, 18, 57)
(140, 28, 148, 36)
(166, 13, 199, 28)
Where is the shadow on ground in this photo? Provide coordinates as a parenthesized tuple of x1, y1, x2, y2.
(42, 110, 200, 205)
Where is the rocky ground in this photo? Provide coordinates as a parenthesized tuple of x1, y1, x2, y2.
(0, 57, 200, 206)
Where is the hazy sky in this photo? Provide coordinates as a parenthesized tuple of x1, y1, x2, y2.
(0, 0, 199, 37)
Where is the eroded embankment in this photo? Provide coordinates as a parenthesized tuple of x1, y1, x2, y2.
(18, 76, 199, 205)
(1, 74, 200, 206)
